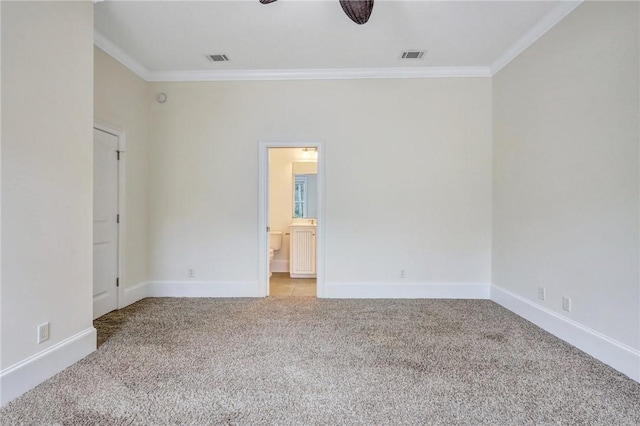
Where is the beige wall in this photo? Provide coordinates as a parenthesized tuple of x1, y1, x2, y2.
(493, 1, 640, 349)
(1, 1, 94, 368)
(2, 0, 637, 403)
(148, 78, 493, 286)
(94, 47, 150, 289)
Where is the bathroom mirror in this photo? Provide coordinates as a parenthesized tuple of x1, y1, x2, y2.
(292, 162, 318, 218)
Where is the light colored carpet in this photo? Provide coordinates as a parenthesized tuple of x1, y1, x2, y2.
(1, 297, 639, 425)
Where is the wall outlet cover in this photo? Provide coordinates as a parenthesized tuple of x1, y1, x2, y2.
(538, 287, 546, 301)
(37, 322, 50, 344)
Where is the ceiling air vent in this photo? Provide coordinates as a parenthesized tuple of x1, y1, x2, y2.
(401, 51, 425, 59)
(206, 54, 230, 62)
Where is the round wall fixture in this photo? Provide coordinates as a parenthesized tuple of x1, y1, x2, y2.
(156, 92, 167, 103)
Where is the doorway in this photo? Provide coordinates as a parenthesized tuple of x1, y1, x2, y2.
(93, 124, 124, 319)
(258, 140, 325, 297)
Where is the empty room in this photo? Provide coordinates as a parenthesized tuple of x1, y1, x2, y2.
(1, 0, 639, 423)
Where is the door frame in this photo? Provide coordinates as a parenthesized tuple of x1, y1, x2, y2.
(94, 120, 126, 310)
(258, 139, 325, 297)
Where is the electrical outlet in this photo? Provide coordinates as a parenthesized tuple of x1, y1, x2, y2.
(538, 287, 546, 301)
(37, 322, 50, 344)
(562, 296, 572, 312)
(399, 270, 406, 279)
(188, 269, 195, 278)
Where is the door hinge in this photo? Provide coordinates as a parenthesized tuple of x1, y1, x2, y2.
(116, 150, 123, 160)
(267, 226, 270, 232)
(116, 214, 120, 224)
(116, 277, 119, 287)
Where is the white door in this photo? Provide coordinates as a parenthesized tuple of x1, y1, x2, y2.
(93, 128, 119, 319)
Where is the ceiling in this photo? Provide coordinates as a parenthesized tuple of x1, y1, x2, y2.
(94, 0, 582, 81)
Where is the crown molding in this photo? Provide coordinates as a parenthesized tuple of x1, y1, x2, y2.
(94, 30, 151, 81)
(146, 66, 491, 82)
(490, 0, 583, 75)
(93, 32, 489, 82)
(94, 29, 490, 81)
(94, 1, 581, 83)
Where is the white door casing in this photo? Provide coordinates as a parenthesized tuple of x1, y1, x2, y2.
(93, 128, 119, 319)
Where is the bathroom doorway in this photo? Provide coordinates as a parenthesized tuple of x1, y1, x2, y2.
(258, 140, 324, 297)
(270, 273, 317, 296)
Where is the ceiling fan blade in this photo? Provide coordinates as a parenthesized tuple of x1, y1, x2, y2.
(340, 0, 374, 25)
(259, 0, 278, 4)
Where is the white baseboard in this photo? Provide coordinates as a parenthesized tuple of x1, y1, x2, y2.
(120, 281, 149, 308)
(147, 281, 259, 298)
(270, 259, 289, 273)
(0, 327, 96, 406)
(491, 285, 640, 383)
(323, 282, 490, 299)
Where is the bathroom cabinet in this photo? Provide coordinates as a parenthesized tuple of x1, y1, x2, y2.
(289, 224, 316, 278)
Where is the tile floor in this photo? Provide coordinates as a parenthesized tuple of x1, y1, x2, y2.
(269, 272, 317, 296)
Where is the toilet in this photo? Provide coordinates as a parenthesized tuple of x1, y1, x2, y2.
(269, 231, 282, 278)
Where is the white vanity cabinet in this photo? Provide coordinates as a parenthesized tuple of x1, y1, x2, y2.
(289, 224, 316, 278)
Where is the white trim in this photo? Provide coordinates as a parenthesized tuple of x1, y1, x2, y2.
(490, 1, 583, 74)
(93, 121, 127, 314)
(0, 327, 96, 406)
(315, 146, 325, 297)
(134, 280, 488, 300)
(94, 29, 490, 82)
(270, 260, 289, 273)
(258, 143, 269, 296)
(259, 140, 326, 298)
(147, 281, 258, 298)
(324, 282, 490, 299)
(94, 2, 580, 82)
(148, 66, 491, 82)
(121, 281, 149, 308)
(491, 285, 640, 383)
(94, 30, 151, 81)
